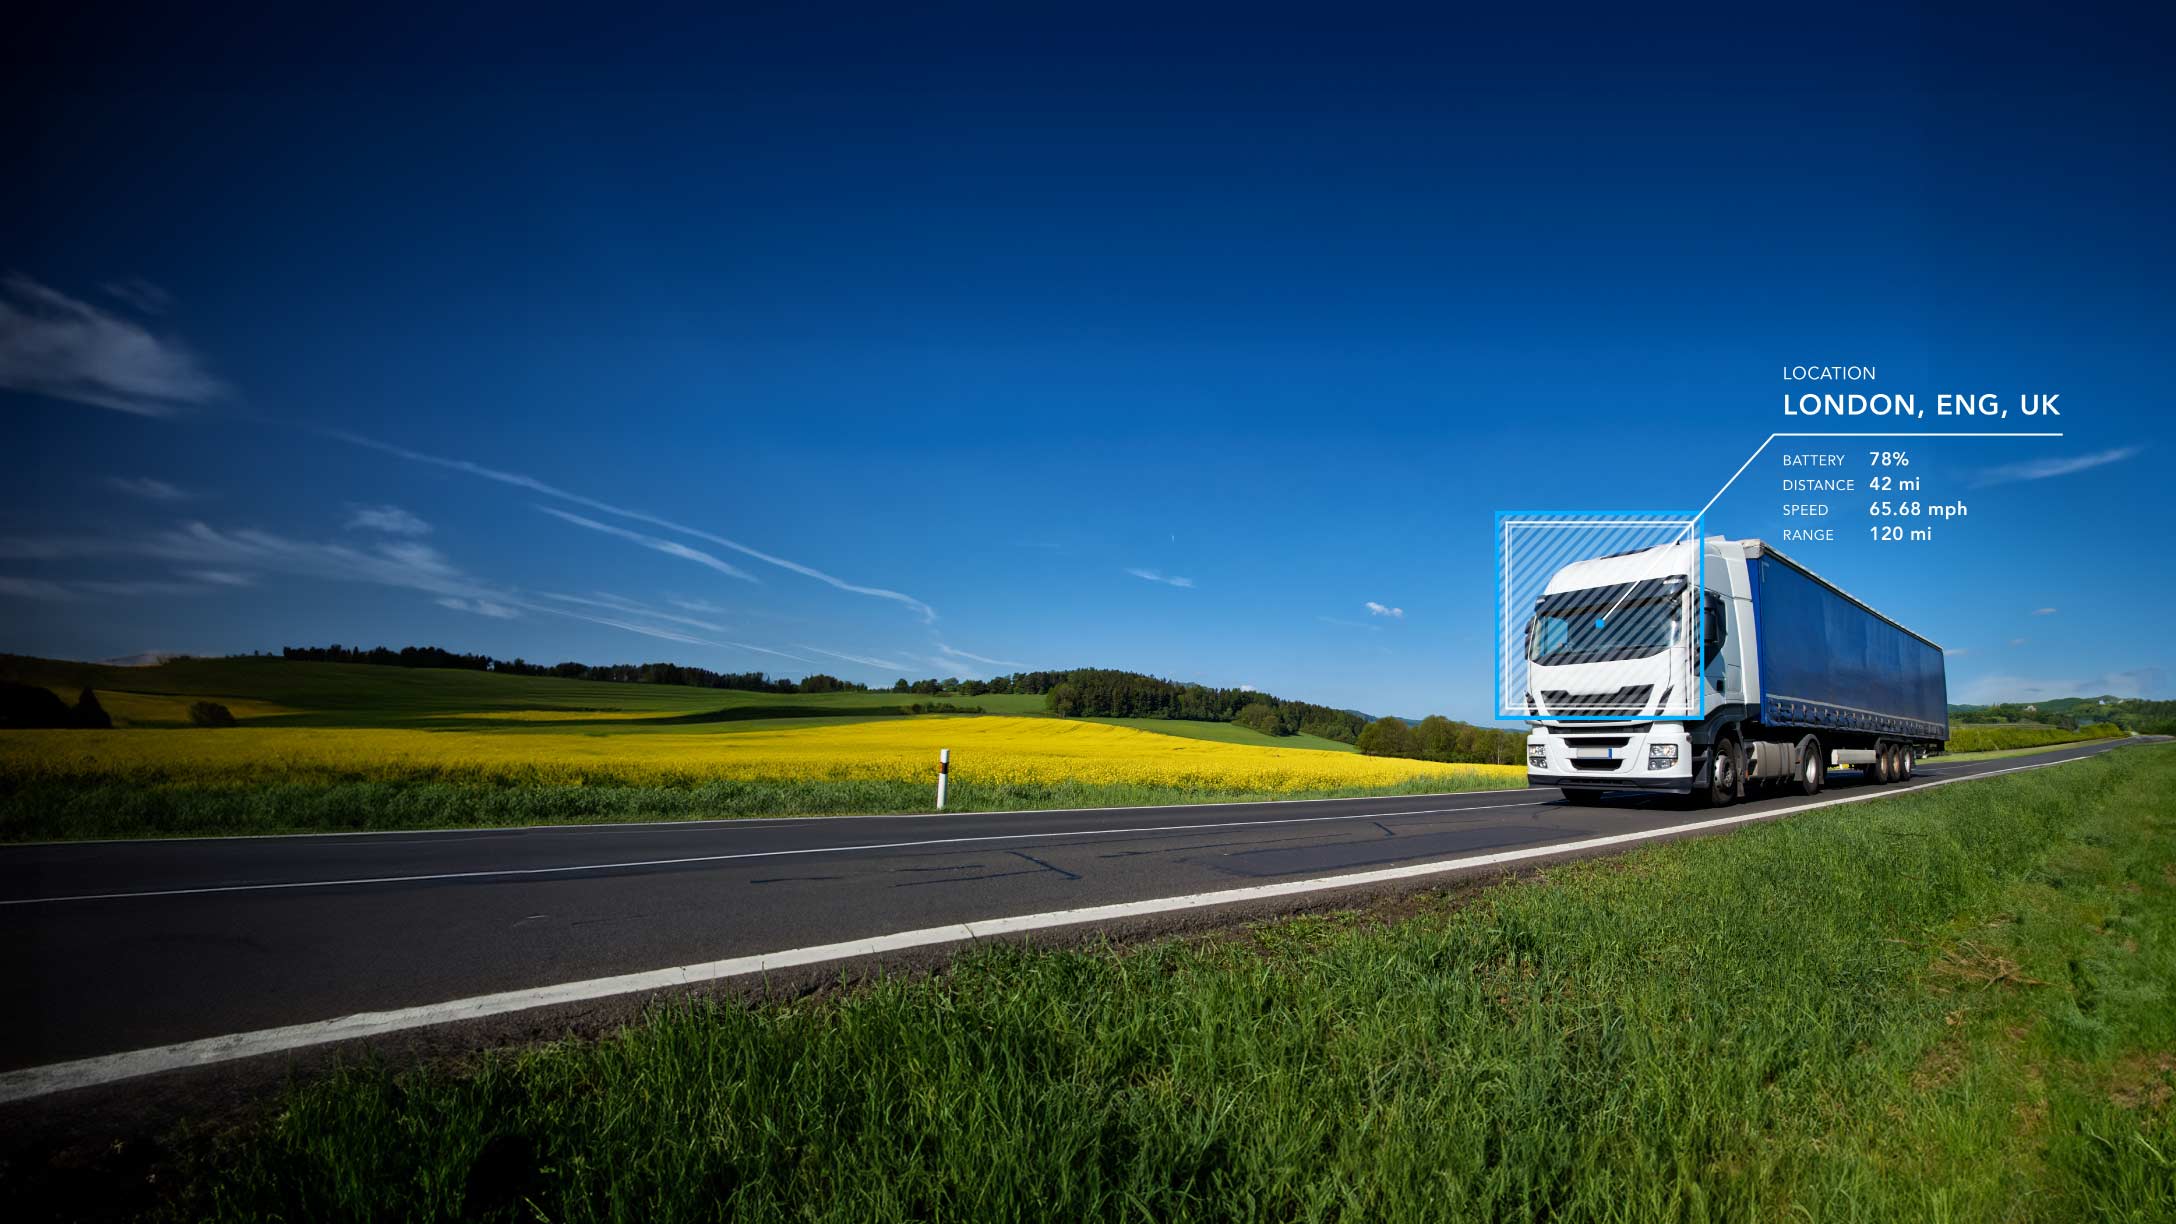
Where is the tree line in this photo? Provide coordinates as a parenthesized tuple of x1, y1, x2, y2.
(274, 646, 864, 695)
(1354, 714, 1526, 766)
(1033, 669, 1370, 741)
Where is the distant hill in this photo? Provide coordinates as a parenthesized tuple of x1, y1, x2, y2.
(97, 651, 191, 668)
(1949, 695, 2175, 735)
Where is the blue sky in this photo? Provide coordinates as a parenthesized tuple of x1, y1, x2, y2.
(4, 3, 2171, 720)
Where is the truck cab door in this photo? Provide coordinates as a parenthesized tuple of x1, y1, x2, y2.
(1702, 592, 1738, 704)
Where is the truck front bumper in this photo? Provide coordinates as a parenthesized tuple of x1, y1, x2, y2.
(1525, 721, 1696, 793)
(1526, 774, 1694, 793)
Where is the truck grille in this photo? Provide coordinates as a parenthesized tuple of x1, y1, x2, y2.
(1542, 686, 1654, 716)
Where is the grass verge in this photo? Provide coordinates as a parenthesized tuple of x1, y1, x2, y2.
(1945, 722, 2128, 753)
(56, 743, 2171, 1220)
(0, 771, 1522, 842)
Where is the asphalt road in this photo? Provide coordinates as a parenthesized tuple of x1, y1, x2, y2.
(0, 737, 2149, 1079)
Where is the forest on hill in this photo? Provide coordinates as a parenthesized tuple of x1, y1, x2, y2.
(1950, 695, 2176, 736)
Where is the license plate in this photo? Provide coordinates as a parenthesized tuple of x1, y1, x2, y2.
(1573, 747, 1615, 760)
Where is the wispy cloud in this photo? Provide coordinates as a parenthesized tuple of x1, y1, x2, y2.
(332, 432, 936, 620)
(533, 601, 812, 663)
(1944, 647, 1971, 657)
(2032, 607, 2057, 616)
(0, 276, 225, 415)
(2, 519, 826, 668)
(101, 279, 172, 315)
(347, 505, 432, 536)
(437, 597, 520, 619)
(1365, 601, 1404, 619)
(1972, 446, 2142, 487)
(0, 576, 76, 601)
(2009, 637, 2029, 647)
(1126, 567, 1194, 588)
(920, 654, 983, 681)
(106, 476, 189, 502)
(537, 506, 758, 582)
(1317, 616, 1382, 632)
(543, 591, 729, 633)
(147, 522, 478, 599)
(939, 643, 1026, 667)
(799, 645, 914, 673)
(0, 573, 227, 601)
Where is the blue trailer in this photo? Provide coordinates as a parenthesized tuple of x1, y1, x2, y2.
(1749, 546, 1949, 744)
(1524, 537, 1948, 807)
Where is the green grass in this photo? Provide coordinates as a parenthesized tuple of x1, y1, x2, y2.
(115, 744, 2175, 1221)
(0, 772, 1522, 842)
(1936, 738, 2138, 765)
(1945, 722, 2128, 754)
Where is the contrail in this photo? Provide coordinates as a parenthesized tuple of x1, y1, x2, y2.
(330, 430, 937, 621)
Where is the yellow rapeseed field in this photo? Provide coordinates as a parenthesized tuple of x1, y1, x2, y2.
(0, 716, 1522, 792)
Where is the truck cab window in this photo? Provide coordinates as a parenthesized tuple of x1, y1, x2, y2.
(1703, 593, 1726, 665)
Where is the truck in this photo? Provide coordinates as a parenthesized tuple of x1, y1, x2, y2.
(1522, 536, 1947, 806)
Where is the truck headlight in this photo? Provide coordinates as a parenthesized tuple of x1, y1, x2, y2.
(1647, 743, 1679, 769)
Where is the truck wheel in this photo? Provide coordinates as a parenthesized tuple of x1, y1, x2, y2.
(1875, 742, 1895, 784)
(1795, 736, 1824, 796)
(1560, 790, 1605, 806)
(1702, 739, 1743, 808)
(1899, 748, 1915, 780)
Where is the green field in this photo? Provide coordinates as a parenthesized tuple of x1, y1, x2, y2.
(78, 743, 2173, 1221)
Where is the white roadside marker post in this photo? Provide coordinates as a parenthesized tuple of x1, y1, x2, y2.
(936, 748, 949, 811)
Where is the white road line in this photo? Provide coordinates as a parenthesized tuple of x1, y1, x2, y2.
(0, 801, 1553, 906)
(0, 744, 2133, 1104)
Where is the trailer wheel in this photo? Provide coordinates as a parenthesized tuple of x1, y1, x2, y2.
(1795, 736, 1824, 796)
(1702, 738, 1743, 808)
(1899, 747, 1915, 780)
(1875, 742, 1895, 784)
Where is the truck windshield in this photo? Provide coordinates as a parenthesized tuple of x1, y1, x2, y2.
(1527, 579, 1681, 665)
